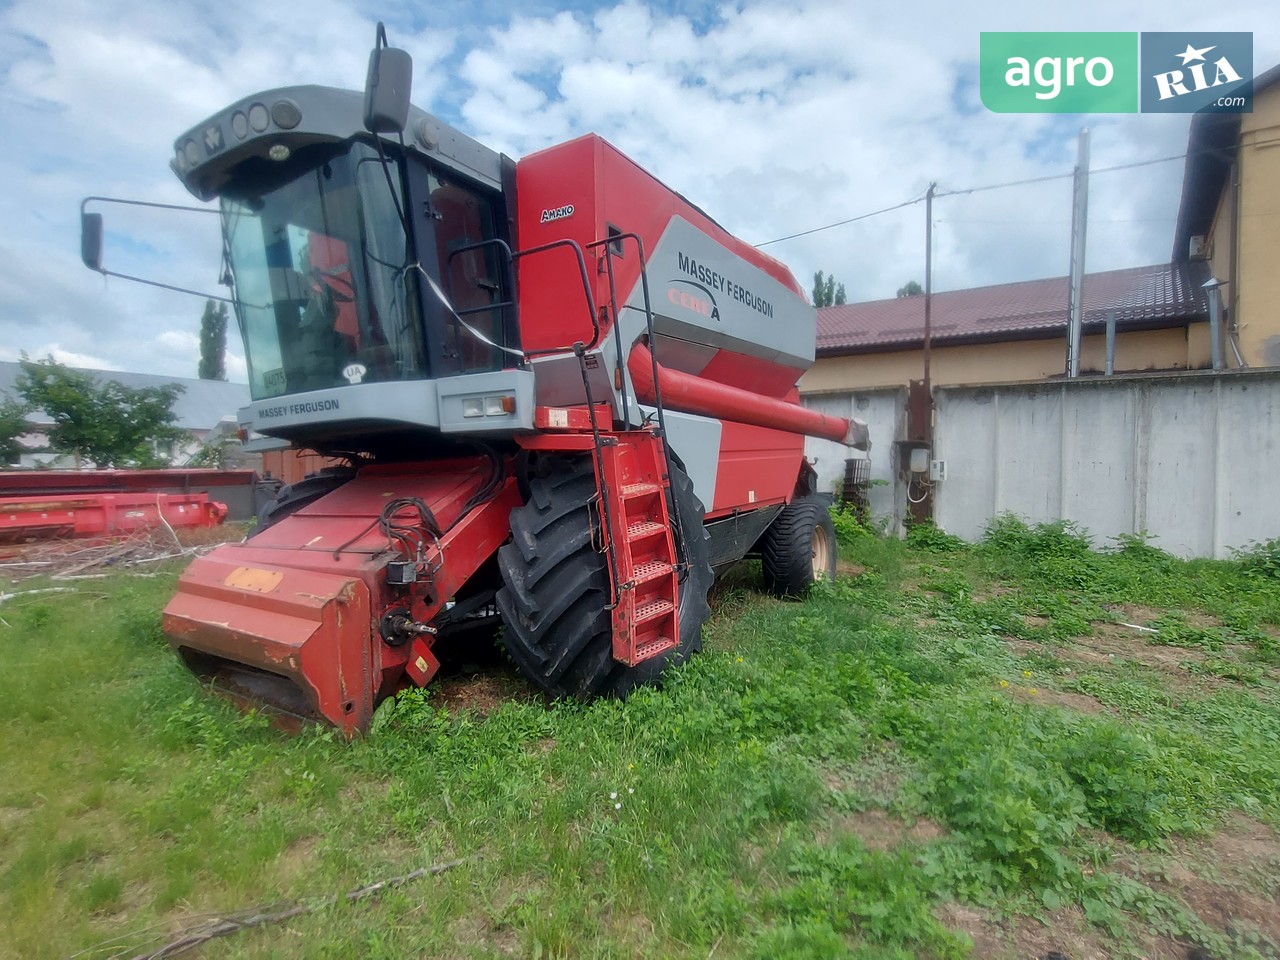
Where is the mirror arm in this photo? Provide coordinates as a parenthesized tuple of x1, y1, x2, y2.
(79, 195, 234, 304)
(90, 268, 237, 304)
(81, 196, 222, 217)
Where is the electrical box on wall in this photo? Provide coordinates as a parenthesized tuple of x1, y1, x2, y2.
(894, 439, 932, 479)
(930, 460, 947, 482)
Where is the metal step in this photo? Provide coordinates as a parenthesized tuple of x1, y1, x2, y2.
(631, 558, 674, 585)
(626, 519, 666, 542)
(633, 636, 677, 660)
(620, 481, 662, 499)
(634, 597, 676, 624)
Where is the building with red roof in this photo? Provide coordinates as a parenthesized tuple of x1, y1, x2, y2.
(803, 63, 1279, 395)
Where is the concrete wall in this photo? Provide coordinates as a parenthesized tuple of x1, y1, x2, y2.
(932, 369, 1280, 558)
(802, 325, 1208, 393)
(802, 386, 907, 529)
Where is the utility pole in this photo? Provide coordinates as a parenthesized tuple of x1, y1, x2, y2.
(905, 182, 939, 527)
(1065, 128, 1090, 377)
(923, 182, 937, 394)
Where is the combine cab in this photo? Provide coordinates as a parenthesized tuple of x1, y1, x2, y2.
(84, 27, 868, 735)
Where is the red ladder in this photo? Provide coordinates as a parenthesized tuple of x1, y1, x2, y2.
(595, 432, 681, 666)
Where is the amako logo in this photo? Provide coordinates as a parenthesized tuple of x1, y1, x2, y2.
(667, 279, 720, 322)
(539, 204, 574, 224)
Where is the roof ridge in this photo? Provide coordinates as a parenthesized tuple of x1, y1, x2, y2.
(816, 261, 1207, 354)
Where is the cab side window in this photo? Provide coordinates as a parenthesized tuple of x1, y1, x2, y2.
(429, 173, 505, 373)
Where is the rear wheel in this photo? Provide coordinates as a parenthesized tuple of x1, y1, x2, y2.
(496, 455, 713, 698)
(759, 496, 837, 597)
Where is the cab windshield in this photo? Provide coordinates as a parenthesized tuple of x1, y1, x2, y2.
(222, 141, 424, 399)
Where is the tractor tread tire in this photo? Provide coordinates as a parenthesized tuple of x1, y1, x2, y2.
(759, 496, 837, 598)
(252, 468, 355, 536)
(497, 455, 713, 699)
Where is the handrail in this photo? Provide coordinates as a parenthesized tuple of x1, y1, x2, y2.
(515, 239, 600, 356)
(585, 232, 688, 575)
(584, 237, 630, 427)
(444, 236, 602, 361)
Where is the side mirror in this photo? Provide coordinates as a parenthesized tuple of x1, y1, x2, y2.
(77, 196, 237, 305)
(81, 211, 104, 272)
(363, 23, 412, 134)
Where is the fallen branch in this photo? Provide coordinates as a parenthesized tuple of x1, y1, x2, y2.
(56, 542, 139, 579)
(0, 586, 80, 606)
(126, 857, 473, 960)
(1118, 621, 1159, 634)
(155, 494, 183, 549)
(129, 550, 199, 565)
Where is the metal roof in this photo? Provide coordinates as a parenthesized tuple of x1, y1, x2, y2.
(815, 261, 1209, 355)
(0, 362, 249, 431)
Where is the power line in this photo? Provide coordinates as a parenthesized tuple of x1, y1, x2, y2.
(755, 146, 1209, 247)
(934, 168, 1074, 199)
(755, 194, 926, 247)
(935, 151, 1190, 199)
(938, 216, 1180, 225)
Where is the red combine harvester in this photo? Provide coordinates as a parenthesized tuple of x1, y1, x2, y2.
(82, 28, 868, 734)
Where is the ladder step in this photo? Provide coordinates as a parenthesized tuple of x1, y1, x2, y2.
(633, 636, 677, 661)
(626, 519, 666, 542)
(620, 482, 662, 499)
(630, 559, 673, 586)
(634, 597, 675, 624)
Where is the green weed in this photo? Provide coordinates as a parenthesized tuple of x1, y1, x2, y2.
(3, 522, 1279, 958)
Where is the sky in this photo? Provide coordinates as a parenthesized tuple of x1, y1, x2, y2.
(0, 0, 1273, 381)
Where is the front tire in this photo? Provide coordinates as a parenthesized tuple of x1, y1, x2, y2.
(759, 496, 837, 597)
(496, 455, 713, 698)
(252, 467, 355, 537)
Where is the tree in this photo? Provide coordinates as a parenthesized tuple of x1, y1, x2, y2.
(812, 271, 847, 308)
(896, 280, 924, 298)
(0, 396, 29, 467)
(198, 299, 229, 381)
(14, 356, 188, 469)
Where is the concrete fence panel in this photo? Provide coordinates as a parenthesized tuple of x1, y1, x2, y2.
(933, 370, 1280, 558)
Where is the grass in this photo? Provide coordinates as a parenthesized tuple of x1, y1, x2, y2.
(1, 514, 1279, 958)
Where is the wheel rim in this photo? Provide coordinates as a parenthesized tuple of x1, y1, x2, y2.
(811, 524, 831, 580)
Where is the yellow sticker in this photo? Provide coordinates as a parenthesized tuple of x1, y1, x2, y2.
(415, 656, 429, 673)
(224, 567, 284, 593)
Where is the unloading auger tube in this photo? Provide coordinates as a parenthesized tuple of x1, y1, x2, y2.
(627, 342, 870, 449)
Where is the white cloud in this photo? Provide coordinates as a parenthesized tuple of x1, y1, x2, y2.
(0, 341, 123, 369)
(156, 330, 199, 352)
(0, 0, 1275, 377)
(225, 349, 248, 382)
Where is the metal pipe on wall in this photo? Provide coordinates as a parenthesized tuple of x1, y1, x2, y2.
(1065, 128, 1091, 378)
(1204, 278, 1226, 371)
(1105, 311, 1116, 376)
